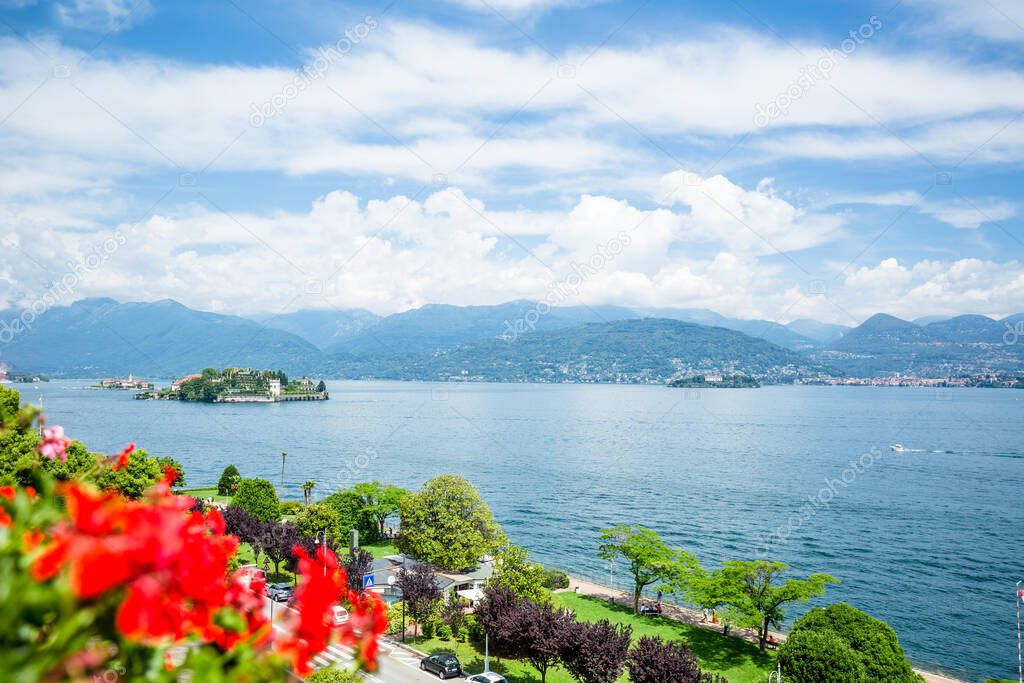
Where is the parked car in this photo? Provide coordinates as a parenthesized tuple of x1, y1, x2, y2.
(419, 653, 462, 679)
(331, 605, 349, 625)
(467, 673, 507, 683)
(264, 582, 292, 602)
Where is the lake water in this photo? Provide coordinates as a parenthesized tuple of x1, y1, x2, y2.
(20, 380, 1024, 681)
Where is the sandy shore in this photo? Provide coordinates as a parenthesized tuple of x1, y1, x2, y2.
(562, 576, 969, 683)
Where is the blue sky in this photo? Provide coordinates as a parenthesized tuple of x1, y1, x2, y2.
(1, 0, 1023, 324)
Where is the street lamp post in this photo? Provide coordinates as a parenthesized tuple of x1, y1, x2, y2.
(315, 529, 329, 577)
(263, 557, 273, 622)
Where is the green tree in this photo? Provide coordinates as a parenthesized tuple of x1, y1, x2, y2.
(718, 560, 838, 652)
(779, 629, 864, 682)
(597, 525, 695, 614)
(351, 481, 406, 538)
(94, 448, 170, 499)
(491, 544, 550, 603)
(784, 603, 921, 683)
(0, 386, 41, 485)
(217, 464, 242, 496)
(668, 566, 745, 636)
(231, 478, 281, 522)
(397, 474, 506, 571)
(302, 480, 317, 506)
(295, 503, 344, 548)
(322, 489, 377, 543)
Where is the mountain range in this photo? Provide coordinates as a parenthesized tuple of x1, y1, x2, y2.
(1, 298, 1021, 381)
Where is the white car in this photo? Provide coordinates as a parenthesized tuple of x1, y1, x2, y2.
(467, 674, 507, 683)
(331, 605, 349, 625)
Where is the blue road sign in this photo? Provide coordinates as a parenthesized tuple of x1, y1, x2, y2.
(363, 574, 375, 589)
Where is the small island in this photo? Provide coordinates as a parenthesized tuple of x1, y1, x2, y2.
(136, 367, 328, 402)
(668, 374, 760, 388)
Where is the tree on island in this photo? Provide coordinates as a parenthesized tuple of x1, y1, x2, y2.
(398, 474, 505, 571)
(626, 636, 727, 683)
(395, 562, 442, 638)
(561, 618, 632, 683)
(217, 464, 242, 495)
(718, 560, 838, 653)
(302, 480, 316, 506)
(779, 602, 920, 683)
(232, 477, 281, 522)
(598, 524, 695, 614)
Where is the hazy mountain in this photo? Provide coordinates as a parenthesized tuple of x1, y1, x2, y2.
(632, 307, 816, 350)
(819, 313, 1024, 376)
(785, 318, 850, 345)
(913, 315, 952, 326)
(252, 309, 381, 349)
(332, 317, 831, 383)
(0, 298, 327, 378)
(923, 315, 1005, 343)
(327, 301, 638, 357)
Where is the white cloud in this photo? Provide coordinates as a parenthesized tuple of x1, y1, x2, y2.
(910, 0, 1024, 44)
(443, 0, 590, 15)
(56, 0, 151, 31)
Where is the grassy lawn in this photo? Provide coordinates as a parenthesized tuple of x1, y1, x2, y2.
(362, 541, 399, 558)
(409, 593, 775, 683)
(181, 486, 232, 505)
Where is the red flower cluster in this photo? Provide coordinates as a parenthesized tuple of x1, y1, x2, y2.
(31, 471, 269, 649)
(276, 546, 389, 675)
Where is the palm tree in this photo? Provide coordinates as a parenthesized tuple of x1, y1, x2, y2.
(302, 480, 316, 506)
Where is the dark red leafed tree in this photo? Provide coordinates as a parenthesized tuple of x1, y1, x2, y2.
(560, 618, 633, 683)
(516, 599, 575, 683)
(626, 635, 728, 683)
(396, 562, 442, 638)
(343, 548, 374, 593)
(475, 586, 526, 659)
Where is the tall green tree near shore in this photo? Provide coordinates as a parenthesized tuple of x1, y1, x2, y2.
(597, 525, 696, 614)
(491, 543, 550, 603)
(295, 503, 343, 549)
(351, 481, 406, 536)
(217, 464, 242, 495)
(718, 560, 838, 653)
(398, 474, 505, 570)
(232, 477, 281, 522)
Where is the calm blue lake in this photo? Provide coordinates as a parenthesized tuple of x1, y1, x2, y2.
(20, 380, 1024, 681)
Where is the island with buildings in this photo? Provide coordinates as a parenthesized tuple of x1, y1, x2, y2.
(668, 374, 760, 388)
(136, 367, 328, 402)
(93, 374, 154, 390)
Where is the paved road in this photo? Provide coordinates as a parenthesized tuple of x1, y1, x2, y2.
(263, 597, 448, 683)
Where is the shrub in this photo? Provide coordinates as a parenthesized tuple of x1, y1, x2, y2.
(541, 567, 570, 590)
(779, 629, 864, 683)
(437, 624, 453, 640)
(307, 668, 361, 682)
(231, 478, 281, 522)
(388, 600, 406, 636)
(280, 500, 304, 516)
(787, 603, 921, 683)
(217, 464, 241, 496)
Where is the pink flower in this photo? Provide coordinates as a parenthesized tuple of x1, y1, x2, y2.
(41, 425, 71, 462)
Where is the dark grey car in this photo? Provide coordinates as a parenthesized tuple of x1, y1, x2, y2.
(419, 653, 462, 679)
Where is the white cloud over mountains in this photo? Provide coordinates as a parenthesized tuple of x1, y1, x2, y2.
(2, 172, 1022, 324)
(1, 8, 1022, 324)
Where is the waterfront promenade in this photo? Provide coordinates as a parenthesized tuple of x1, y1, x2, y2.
(562, 576, 967, 683)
